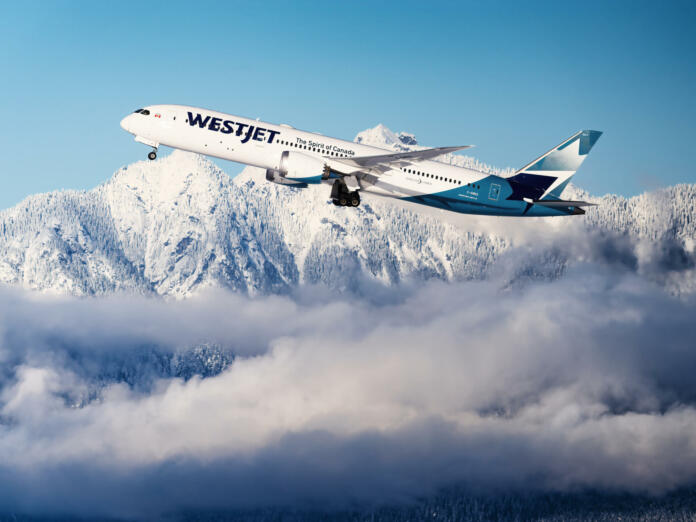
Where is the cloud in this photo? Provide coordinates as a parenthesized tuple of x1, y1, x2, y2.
(0, 250, 696, 519)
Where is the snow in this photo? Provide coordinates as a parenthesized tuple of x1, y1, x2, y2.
(0, 125, 693, 297)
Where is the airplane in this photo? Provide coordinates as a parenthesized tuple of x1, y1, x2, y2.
(120, 105, 602, 217)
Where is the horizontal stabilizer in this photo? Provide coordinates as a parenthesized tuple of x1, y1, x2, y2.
(523, 198, 597, 208)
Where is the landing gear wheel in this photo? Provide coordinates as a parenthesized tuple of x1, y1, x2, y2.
(148, 150, 157, 161)
(330, 179, 361, 208)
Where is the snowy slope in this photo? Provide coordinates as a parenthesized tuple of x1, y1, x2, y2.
(0, 125, 693, 296)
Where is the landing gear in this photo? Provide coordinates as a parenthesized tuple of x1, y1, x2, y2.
(148, 149, 157, 161)
(330, 179, 360, 207)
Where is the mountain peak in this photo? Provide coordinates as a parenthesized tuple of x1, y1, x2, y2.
(354, 124, 415, 151)
(105, 150, 228, 209)
(353, 124, 418, 150)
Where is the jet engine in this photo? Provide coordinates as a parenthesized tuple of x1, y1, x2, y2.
(277, 151, 328, 184)
(265, 169, 308, 187)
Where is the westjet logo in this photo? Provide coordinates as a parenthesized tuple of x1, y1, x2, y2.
(187, 112, 280, 144)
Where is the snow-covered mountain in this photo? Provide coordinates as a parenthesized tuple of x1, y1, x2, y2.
(0, 126, 694, 297)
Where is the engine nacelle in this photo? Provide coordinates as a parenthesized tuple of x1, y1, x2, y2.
(265, 168, 308, 187)
(278, 151, 328, 184)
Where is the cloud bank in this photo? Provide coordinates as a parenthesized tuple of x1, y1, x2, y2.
(1, 250, 695, 518)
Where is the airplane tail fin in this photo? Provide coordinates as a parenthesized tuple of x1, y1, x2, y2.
(508, 130, 602, 199)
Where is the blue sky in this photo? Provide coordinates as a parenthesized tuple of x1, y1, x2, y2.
(0, 0, 694, 209)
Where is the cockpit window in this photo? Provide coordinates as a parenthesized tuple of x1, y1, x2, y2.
(133, 109, 143, 113)
(140, 109, 150, 115)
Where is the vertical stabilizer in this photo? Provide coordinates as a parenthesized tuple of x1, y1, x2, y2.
(510, 130, 602, 199)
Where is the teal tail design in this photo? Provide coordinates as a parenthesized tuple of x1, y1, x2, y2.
(511, 130, 602, 199)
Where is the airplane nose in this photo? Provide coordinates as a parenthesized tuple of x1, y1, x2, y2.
(120, 114, 133, 133)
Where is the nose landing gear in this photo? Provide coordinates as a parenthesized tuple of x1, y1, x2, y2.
(147, 149, 157, 161)
(331, 179, 360, 207)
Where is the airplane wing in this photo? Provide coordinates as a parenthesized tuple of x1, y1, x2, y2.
(330, 146, 473, 174)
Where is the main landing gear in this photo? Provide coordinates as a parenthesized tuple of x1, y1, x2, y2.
(147, 149, 157, 161)
(331, 180, 360, 207)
